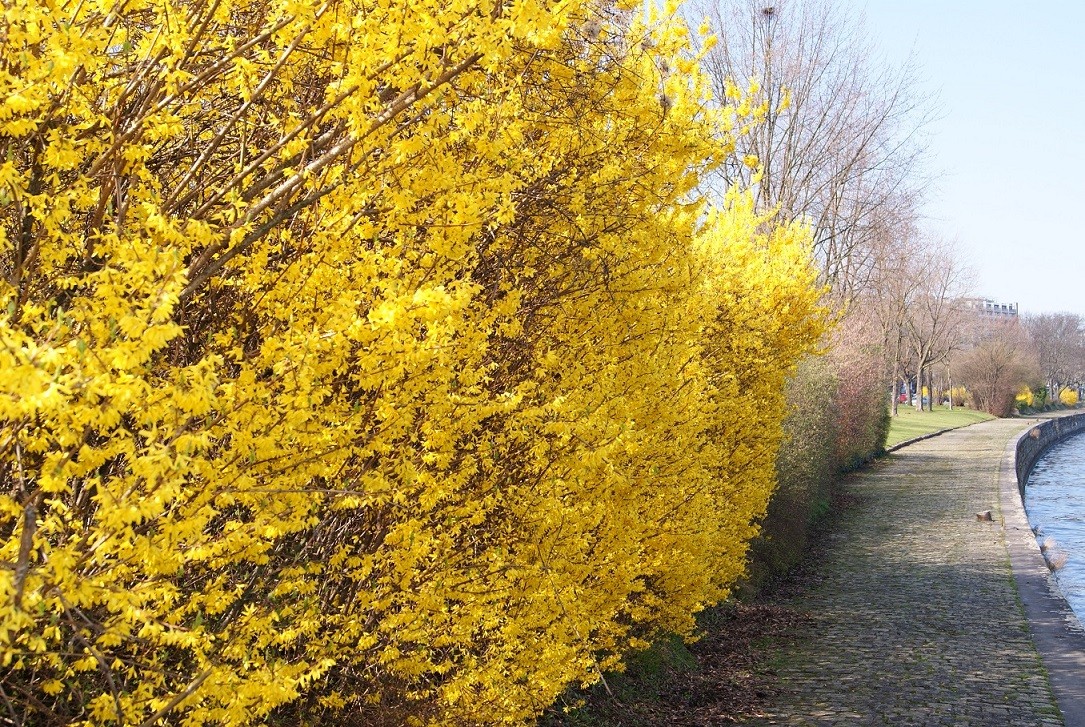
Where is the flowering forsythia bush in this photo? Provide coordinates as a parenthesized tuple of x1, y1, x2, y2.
(0, 0, 825, 723)
(949, 386, 972, 408)
(1060, 388, 1079, 407)
(1016, 386, 1035, 408)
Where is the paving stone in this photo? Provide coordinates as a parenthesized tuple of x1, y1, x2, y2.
(744, 419, 1064, 726)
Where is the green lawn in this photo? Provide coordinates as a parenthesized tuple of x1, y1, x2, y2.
(885, 404, 995, 447)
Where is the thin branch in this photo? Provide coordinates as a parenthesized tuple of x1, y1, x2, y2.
(136, 668, 213, 727)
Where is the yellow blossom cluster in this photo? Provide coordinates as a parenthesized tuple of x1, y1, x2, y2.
(0, 0, 825, 723)
(1016, 385, 1035, 408)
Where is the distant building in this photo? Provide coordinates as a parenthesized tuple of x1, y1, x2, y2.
(962, 297, 1019, 319)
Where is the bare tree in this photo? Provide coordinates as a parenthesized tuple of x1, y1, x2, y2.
(904, 238, 972, 411)
(857, 224, 972, 416)
(865, 223, 919, 417)
(694, 0, 932, 301)
(1023, 313, 1085, 399)
(955, 319, 1039, 417)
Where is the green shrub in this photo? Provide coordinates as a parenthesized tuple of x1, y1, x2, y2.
(742, 358, 839, 592)
(1035, 386, 1050, 409)
(744, 335, 890, 593)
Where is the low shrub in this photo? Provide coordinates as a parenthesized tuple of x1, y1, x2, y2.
(956, 326, 1040, 416)
(1034, 386, 1050, 409)
(948, 386, 972, 408)
(1016, 386, 1035, 413)
(742, 358, 839, 591)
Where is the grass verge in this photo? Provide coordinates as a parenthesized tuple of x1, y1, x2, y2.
(885, 404, 994, 447)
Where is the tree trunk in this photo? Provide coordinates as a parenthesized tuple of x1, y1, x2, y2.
(914, 361, 923, 412)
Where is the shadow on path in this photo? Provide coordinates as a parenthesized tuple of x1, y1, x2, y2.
(743, 418, 1062, 726)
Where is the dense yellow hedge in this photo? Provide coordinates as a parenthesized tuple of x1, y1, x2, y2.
(0, 0, 824, 723)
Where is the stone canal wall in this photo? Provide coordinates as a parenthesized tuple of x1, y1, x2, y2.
(1006, 411, 1085, 727)
(1015, 412, 1085, 493)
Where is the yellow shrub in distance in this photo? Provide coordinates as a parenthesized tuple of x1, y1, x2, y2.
(949, 386, 972, 408)
(1017, 386, 1035, 407)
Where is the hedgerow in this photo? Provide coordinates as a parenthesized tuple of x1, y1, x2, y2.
(0, 0, 825, 723)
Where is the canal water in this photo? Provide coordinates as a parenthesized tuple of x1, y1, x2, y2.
(1024, 430, 1085, 622)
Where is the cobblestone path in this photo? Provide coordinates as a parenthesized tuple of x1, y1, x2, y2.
(747, 418, 1064, 726)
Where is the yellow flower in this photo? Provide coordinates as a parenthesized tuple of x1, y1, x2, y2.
(0, 0, 825, 723)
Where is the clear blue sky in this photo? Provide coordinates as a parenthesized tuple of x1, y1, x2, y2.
(860, 1, 1085, 316)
